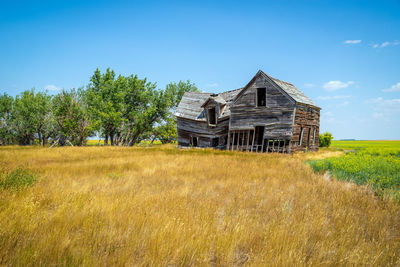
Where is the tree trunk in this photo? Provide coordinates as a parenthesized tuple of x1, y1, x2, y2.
(110, 133, 114, 146)
(150, 136, 157, 145)
(38, 132, 42, 146)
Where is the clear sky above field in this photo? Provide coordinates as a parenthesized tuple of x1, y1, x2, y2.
(0, 0, 399, 140)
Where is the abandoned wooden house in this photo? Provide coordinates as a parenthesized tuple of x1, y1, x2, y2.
(175, 70, 320, 153)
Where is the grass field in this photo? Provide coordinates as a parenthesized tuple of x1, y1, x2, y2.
(309, 140, 400, 201)
(1, 145, 400, 265)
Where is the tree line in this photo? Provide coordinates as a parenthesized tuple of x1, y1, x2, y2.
(0, 68, 198, 146)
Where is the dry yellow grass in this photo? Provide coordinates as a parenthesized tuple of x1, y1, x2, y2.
(0, 145, 399, 266)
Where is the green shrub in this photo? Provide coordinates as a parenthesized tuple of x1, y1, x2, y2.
(0, 167, 37, 190)
(319, 132, 333, 147)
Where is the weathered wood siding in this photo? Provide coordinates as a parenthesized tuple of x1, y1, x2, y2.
(290, 104, 320, 152)
(177, 116, 229, 148)
(230, 75, 296, 139)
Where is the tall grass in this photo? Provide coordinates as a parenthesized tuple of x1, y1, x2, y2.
(0, 145, 399, 265)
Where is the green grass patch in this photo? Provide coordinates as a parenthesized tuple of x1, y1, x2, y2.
(308, 140, 400, 202)
(0, 167, 38, 190)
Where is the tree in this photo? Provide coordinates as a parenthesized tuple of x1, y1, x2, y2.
(147, 80, 199, 144)
(148, 116, 177, 144)
(0, 94, 15, 145)
(85, 68, 182, 146)
(12, 89, 52, 145)
(52, 89, 93, 146)
(85, 68, 126, 145)
(319, 132, 333, 147)
(1, 69, 200, 147)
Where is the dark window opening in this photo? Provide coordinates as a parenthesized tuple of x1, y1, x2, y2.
(306, 127, 311, 149)
(212, 137, 219, 147)
(255, 126, 265, 145)
(257, 88, 266, 107)
(208, 107, 216, 125)
(191, 136, 198, 147)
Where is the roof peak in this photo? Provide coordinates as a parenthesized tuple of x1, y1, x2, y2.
(257, 70, 294, 86)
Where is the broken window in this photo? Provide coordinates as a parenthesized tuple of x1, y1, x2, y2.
(208, 107, 216, 125)
(265, 139, 289, 153)
(257, 88, 266, 107)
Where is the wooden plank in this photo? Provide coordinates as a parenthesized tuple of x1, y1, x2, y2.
(241, 131, 245, 151)
(246, 130, 250, 152)
(261, 137, 265, 153)
(251, 130, 255, 152)
(227, 130, 231, 150)
(231, 131, 235, 151)
(236, 131, 240, 151)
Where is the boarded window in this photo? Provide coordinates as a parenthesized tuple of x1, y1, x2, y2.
(208, 107, 216, 125)
(257, 88, 266, 107)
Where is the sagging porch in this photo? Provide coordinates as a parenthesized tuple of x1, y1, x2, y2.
(226, 127, 290, 153)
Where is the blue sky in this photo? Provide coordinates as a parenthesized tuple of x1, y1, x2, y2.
(1, 0, 399, 140)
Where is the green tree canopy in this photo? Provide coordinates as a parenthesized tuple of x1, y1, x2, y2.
(0, 68, 199, 147)
(12, 89, 52, 145)
(0, 93, 15, 145)
(53, 88, 93, 146)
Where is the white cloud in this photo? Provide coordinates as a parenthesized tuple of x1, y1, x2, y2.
(344, 40, 362, 44)
(381, 41, 390, 48)
(382, 82, 400, 92)
(366, 97, 400, 121)
(323, 81, 355, 91)
(44, 84, 61, 91)
(317, 95, 351, 100)
(206, 83, 218, 88)
(372, 41, 400, 48)
(339, 101, 349, 106)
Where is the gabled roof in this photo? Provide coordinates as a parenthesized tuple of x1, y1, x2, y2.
(234, 70, 319, 108)
(269, 75, 318, 108)
(201, 95, 226, 108)
(175, 70, 319, 121)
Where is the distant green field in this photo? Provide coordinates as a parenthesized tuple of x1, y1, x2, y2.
(331, 140, 400, 152)
(309, 140, 400, 202)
